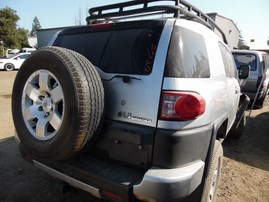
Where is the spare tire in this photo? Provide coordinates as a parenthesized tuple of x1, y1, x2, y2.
(12, 46, 104, 160)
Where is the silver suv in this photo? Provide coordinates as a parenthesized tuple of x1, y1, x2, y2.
(232, 50, 269, 108)
(12, 1, 249, 201)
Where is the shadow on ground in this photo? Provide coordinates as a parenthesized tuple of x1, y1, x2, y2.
(223, 111, 269, 172)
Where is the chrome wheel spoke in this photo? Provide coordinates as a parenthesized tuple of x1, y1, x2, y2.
(50, 113, 62, 131)
(36, 118, 48, 138)
(25, 83, 39, 101)
(51, 85, 64, 103)
(39, 71, 49, 91)
(23, 105, 40, 121)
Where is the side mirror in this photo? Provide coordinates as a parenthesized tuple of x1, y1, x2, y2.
(238, 64, 249, 80)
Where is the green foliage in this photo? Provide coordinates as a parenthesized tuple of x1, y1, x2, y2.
(0, 6, 29, 56)
(17, 28, 29, 47)
(30, 16, 41, 37)
(238, 32, 249, 50)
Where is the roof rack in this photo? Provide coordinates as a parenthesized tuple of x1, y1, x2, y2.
(86, 0, 227, 44)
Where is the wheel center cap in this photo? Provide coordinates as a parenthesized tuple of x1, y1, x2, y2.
(42, 97, 53, 112)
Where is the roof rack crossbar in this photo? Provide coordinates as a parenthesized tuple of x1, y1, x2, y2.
(86, 0, 227, 44)
(88, 6, 176, 21)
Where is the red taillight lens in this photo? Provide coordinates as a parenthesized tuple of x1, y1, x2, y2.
(160, 91, 205, 121)
(256, 76, 264, 90)
(89, 23, 113, 29)
(101, 190, 122, 201)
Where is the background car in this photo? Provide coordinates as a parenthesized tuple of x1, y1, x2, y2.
(18, 47, 36, 53)
(0, 53, 31, 71)
(232, 50, 269, 108)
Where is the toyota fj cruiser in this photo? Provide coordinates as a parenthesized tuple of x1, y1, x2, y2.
(12, 0, 249, 201)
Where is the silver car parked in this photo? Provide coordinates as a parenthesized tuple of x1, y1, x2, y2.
(233, 50, 269, 108)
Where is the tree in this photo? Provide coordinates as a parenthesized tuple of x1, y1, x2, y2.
(0, 7, 29, 56)
(238, 32, 249, 50)
(17, 28, 29, 47)
(0, 7, 20, 48)
(30, 16, 41, 37)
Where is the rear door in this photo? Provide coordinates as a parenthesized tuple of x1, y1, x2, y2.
(219, 44, 240, 128)
(53, 20, 174, 127)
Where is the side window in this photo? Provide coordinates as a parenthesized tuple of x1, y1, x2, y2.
(165, 26, 210, 78)
(219, 43, 236, 78)
(20, 54, 29, 59)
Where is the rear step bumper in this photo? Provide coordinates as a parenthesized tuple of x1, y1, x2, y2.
(30, 154, 144, 202)
(34, 160, 101, 198)
(21, 144, 204, 201)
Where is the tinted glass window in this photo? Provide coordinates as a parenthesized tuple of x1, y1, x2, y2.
(219, 44, 236, 78)
(54, 26, 163, 75)
(19, 54, 29, 59)
(165, 26, 210, 78)
(233, 53, 257, 71)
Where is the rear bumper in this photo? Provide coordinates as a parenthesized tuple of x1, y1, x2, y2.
(134, 161, 204, 202)
(133, 124, 212, 201)
(32, 157, 204, 202)
(34, 160, 101, 198)
(19, 123, 213, 202)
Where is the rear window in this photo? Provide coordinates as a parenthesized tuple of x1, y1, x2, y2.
(53, 23, 163, 75)
(232, 53, 257, 71)
(165, 26, 210, 78)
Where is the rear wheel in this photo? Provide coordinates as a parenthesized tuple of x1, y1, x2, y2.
(12, 46, 104, 160)
(255, 92, 268, 109)
(4, 63, 15, 71)
(201, 140, 223, 202)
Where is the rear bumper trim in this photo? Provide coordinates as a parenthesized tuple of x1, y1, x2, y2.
(33, 160, 101, 199)
(133, 160, 204, 201)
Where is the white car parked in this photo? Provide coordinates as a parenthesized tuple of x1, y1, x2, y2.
(0, 53, 31, 71)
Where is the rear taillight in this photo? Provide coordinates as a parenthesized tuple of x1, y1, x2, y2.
(256, 76, 264, 90)
(89, 23, 113, 29)
(101, 190, 122, 201)
(160, 91, 205, 121)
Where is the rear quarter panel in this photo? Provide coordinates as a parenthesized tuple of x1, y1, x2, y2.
(158, 20, 239, 132)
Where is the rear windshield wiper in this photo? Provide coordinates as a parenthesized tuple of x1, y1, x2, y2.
(102, 75, 141, 83)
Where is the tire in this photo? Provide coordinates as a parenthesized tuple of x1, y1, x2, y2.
(255, 88, 269, 109)
(4, 63, 15, 71)
(201, 140, 223, 202)
(228, 112, 246, 139)
(255, 96, 266, 109)
(12, 46, 104, 160)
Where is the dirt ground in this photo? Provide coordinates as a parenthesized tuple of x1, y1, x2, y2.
(0, 71, 269, 202)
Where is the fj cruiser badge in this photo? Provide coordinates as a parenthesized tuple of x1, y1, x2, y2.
(117, 111, 152, 123)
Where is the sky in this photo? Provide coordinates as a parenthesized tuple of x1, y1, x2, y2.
(1, 0, 269, 49)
